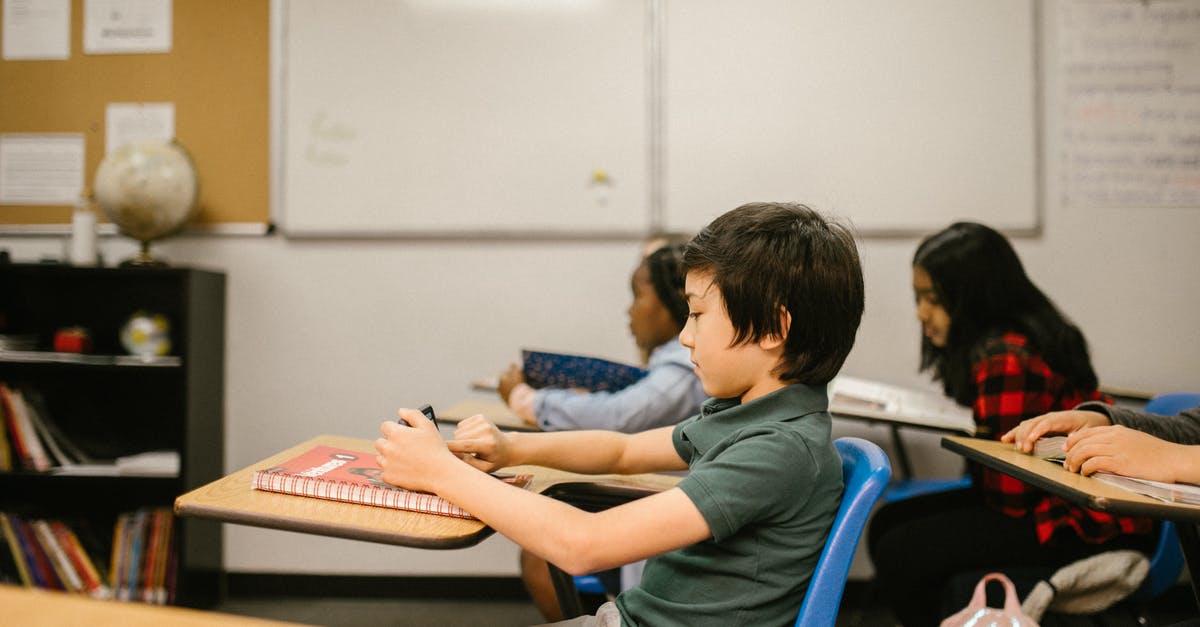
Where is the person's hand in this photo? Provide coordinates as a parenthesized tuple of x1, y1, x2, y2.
(1001, 410, 1112, 453)
(447, 414, 512, 473)
(374, 407, 454, 492)
(1063, 424, 1188, 483)
(497, 363, 526, 404)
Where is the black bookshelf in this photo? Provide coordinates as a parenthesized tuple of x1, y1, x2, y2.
(0, 263, 225, 607)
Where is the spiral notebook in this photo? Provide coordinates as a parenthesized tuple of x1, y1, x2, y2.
(251, 445, 531, 520)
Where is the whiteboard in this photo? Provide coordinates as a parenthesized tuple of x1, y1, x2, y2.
(1054, 0, 1200, 209)
(275, 0, 1041, 236)
(277, 0, 649, 235)
(662, 0, 1041, 235)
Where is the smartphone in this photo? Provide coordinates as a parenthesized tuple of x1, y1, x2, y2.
(416, 403, 440, 430)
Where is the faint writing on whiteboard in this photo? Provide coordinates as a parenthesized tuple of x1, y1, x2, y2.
(305, 111, 356, 167)
(1058, 0, 1200, 208)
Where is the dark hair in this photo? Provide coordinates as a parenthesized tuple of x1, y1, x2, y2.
(913, 222, 1098, 404)
(645, 244, 689, 329)
(681, 202, 864, 385)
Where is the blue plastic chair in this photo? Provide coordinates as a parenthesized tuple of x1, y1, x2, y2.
(794, 437, 892, 626)
(1126, 392, 1200, 601)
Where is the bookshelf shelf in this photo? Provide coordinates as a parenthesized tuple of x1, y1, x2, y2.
(0, 263, 225, 607)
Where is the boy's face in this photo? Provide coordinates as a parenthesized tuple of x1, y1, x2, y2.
(680, 270, 787, 403)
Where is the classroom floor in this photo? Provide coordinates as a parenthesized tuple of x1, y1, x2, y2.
(210, 583, 1199, 627)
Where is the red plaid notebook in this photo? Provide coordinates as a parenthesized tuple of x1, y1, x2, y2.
(251, 445, 531, 520)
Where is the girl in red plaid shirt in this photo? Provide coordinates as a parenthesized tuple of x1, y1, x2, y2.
(868, 222, 1154, 626)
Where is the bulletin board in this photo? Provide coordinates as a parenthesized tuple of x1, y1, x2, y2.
(0, 0, 270, 230)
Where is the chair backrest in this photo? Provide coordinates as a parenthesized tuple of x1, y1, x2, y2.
(1126, 392, 1200, 601)
(794, 437, 892, 627)
(1144, 392, 1200, 417)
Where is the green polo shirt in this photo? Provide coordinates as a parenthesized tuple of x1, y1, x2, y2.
(616, 383, 842, 627)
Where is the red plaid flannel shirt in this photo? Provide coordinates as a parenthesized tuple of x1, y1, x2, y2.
(973, 332, 1152, 544)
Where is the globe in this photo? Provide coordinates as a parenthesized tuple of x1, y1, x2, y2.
(93, 140, 198, 266)
(120, 311, 172, 358)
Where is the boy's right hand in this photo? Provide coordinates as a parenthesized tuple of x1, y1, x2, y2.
(448, 414, 512, 473)
(1002, 409, 1112, 453)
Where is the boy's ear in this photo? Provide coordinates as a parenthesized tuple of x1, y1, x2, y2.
(758, 306, 791, 350)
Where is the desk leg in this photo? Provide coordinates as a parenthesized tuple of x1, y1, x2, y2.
(889, 424, 914, 480)
(547, 563, 586, 619)
(1177, 521, 1200, 611)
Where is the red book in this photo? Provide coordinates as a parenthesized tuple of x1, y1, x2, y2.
(252, 445, 532, 520)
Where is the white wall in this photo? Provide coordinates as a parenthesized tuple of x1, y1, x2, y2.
(2, 3, 1198, 581)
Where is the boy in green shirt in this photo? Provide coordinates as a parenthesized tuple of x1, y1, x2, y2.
(375, 202, 865, 626)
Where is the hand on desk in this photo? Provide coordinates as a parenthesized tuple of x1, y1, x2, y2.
(1002, 409, 1112, 452)
(1063, 425, 1197, 484)
(376, 407, 461, 493)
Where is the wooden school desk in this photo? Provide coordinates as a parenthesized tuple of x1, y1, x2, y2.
(441, 399, 535, 432)
(1, 584, 307, 627)
(174, 435, 680, 550)
(942, 435, 1200, 609)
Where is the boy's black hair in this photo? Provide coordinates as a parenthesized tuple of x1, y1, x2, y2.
(681, 202, 864, 385)
(913, 221, 1097, 405)
(645, 243, 689, 329)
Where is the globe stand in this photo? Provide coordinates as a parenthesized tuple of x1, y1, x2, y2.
(119, 241, 169, 268)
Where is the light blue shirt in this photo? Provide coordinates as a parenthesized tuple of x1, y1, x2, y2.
(533, 339, 707, 432)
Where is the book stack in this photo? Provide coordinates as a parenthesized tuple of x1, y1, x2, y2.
(110, 507, 177, 604)
(0, 507, 177, 604)
(0, 512, 111, 598)
(0, 382, 95, 472)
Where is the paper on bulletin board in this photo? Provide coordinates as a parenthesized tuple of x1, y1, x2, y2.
(105, 102, 174, 154)
(2, 0, 70, 60)
(0, 134, 84, 205)
(83, 0, 171, 55)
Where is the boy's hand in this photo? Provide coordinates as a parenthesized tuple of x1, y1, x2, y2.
(447, 414, 512, 473)
(1063, 424, 1185, 483)
(497, 364, 526, 404)
(1001, 410, 1112, 453)
(374, 407, 455, 492)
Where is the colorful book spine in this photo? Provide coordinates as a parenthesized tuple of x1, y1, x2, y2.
(0, 513, 33, 586)
(10, 515, 62, 590)
(31, 519, 84, 593)
(51, 521, 110, 599)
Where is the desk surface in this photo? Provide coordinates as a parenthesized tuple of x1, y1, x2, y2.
(175, 435, 679, 550)
(1, 584, 307, 626)
(942, 435, 1200, 523)
(441, 399, 535, 432)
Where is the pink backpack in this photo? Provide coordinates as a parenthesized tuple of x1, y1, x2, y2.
(940, 573, 1040, 627)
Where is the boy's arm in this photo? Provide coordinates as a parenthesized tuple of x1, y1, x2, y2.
(375, 413, 706, 575)
(449, 413, 687, 475)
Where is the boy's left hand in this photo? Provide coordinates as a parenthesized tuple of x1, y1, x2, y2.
(1063, 424, 1186, 483)
(375, 407, 455, 493)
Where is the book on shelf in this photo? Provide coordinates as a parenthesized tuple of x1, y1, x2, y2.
(0, 512, 113, 599)
(1091, 472, 1200, 506)
(0, 382, 97, 472)
(521, 349, 648, 393)
(252, 445, 533, 520)
(826, 375, 976, 435)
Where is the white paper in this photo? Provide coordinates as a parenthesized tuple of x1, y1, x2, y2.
(83, 0, 171, 54)
(105, 102, 175, 154)
(2, 0, 70, 60)
(0, 134, 85, 205)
